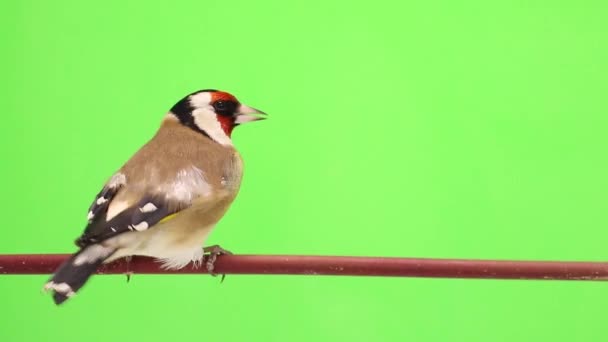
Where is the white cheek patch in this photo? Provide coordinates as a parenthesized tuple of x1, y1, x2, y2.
(191, 107, 233, 146)
(187, 92, 234, 146)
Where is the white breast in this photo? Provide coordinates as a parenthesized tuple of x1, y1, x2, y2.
(106, 220, 214, 269)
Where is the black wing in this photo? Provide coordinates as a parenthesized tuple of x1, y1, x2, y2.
(86, 174, 126, 223)
(76, 195, 177, 247)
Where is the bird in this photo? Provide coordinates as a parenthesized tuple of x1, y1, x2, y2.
(44, 89, 266, 305)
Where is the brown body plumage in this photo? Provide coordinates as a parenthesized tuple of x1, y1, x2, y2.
(104, 116, 244, 267)
(45, 89, 265, 304)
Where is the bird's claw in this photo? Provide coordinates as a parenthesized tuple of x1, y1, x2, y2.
(203, 245, 232, 282)
(124, 256, 133, 283)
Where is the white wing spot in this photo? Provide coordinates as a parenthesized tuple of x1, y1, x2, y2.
(140, 203, 158, 213)
(44, 282, 75, 297)
(110, 227, 117, 232)
(74, 245, 114, 266)
(107, 173, 127, 188)
(106, 199, 130, 221)
(87, 211, 94, 221)
(96, 197, 108, 205)
(130, 221, 149, 231)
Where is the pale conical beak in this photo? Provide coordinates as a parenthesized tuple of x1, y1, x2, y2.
(235, 104, 267, 124)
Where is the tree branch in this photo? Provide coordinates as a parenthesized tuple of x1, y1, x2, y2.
(1, 254, 608, 281)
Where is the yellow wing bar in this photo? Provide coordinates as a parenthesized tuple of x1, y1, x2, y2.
(159, 213, 178, 224)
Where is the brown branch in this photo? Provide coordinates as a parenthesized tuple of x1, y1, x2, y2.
(1, 254, 608, 281)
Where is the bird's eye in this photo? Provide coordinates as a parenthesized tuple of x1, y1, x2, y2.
(213, 100, 237, 116)
(214, 101, 227, 111)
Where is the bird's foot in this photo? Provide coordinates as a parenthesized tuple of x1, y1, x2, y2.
(124, 256, 133, 283)
(203, 245, 232, 282)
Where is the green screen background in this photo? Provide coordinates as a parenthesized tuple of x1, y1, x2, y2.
(1, 0, 607, 341)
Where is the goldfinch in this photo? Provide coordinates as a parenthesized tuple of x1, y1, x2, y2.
(44, 89, 266, 305)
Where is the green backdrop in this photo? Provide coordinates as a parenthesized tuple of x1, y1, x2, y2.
(1, 0, 607, 341)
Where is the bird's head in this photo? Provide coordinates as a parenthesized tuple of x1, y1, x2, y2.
(169, 89, 266, 145)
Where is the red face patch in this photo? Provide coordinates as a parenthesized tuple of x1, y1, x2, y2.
(216, 115, 235, 137)
(211, 91, 238, 103)
(211, 91, 239, 137)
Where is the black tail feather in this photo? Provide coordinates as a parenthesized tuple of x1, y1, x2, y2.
(45, 245, 115, 305)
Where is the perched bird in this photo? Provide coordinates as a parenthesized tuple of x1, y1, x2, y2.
(44, 89, 266, 305)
